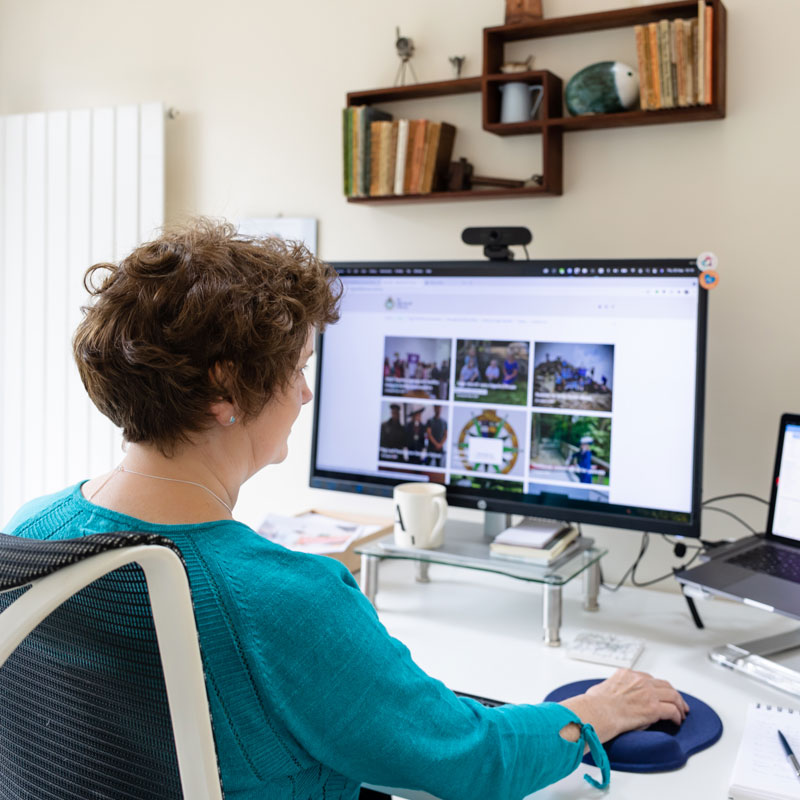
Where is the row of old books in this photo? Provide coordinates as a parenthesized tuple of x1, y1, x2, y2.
(342, 106, 457, 197)
(634, 1, 714, 111)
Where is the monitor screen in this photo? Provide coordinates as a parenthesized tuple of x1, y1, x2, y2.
(770, 422, 800, 543)
(310, 260, 707, 536)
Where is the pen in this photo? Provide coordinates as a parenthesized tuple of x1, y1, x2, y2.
(778, 730, 800, 782)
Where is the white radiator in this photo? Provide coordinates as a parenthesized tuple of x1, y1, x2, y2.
(0, 102, 164, 525)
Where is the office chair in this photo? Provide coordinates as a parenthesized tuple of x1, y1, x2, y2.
(0, 531, 223, 800)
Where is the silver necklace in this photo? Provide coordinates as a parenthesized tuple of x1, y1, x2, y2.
(91, 464, 233, 514)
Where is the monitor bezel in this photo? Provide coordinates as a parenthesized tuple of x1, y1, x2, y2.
(765, 412, 800, 544)
(310, 259, 707, 538)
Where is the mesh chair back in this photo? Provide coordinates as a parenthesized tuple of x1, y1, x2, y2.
(0, 532, 191, 800)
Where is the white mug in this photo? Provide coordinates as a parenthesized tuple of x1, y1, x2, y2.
(393, 483, 447, 549)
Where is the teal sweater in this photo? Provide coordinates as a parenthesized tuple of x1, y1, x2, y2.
(5, 484, 588, 800)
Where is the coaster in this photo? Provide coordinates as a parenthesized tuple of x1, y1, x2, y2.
(544, 678, 723, 772)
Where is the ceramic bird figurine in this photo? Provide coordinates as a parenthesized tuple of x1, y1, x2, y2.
(565, 61, 639, 115)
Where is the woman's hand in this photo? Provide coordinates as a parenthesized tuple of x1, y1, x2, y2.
(558, 668, 689, 744)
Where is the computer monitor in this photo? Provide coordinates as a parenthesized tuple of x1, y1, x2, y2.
(310, 260, 707, 537)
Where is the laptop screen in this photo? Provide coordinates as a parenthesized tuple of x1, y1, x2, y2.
(772, 423, 800, 542)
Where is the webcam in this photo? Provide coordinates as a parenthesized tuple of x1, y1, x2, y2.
(461, 227, 532, 261)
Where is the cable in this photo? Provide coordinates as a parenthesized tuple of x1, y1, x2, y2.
(522, 244, 530, 260)
(702, 492, 768, 506)
(594, 493, 759, 591)
(702, 505, 757, 534)
(600, 532, 649, 592)
(630, 546, 703, 587)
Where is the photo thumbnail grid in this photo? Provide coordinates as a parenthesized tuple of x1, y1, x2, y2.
(377, 335, 616, 498)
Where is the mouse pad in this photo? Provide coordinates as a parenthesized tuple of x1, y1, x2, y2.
(544, 679, 723, 772)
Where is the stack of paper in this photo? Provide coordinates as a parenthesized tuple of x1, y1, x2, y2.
(257, 512, 384, 555)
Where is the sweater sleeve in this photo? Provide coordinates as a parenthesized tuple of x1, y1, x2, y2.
(227, 545, 586, 800)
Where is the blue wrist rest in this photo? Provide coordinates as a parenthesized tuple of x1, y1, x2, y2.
(544, 679, 723, 772)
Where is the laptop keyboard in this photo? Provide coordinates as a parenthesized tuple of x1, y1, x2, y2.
(729, 544, 800, 583)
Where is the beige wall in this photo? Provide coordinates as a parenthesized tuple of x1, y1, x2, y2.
(2, 0, 798, 587)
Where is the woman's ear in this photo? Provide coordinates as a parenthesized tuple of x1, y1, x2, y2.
(208, 362, 239, 426)
(209, 399, 239, 427)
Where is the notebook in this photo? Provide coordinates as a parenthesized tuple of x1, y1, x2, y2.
(491, 517, 572, 549)
(677, 413, 800, 620)
(729, 703, 800, 800)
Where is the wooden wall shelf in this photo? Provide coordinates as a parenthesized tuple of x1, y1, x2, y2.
(346, 77, 482, 106)
(346, 185, 552, 204)
(345, 0, 726, 204)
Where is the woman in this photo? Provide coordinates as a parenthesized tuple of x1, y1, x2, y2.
(5, 220, 687, 799)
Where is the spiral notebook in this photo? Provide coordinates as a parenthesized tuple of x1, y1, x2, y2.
(729, 703, 800, 800)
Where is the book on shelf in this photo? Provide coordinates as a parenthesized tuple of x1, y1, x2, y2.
(658, 19, 674, 108)
(383, 120, 399, 196)
(421, 122, 456, 194)
(356, 106, 393, 197)
(407, 119, 428, 195)
(634, 26, 650, 110)
(670, 19, 681, 107)
(393, 119, 410, 196)
(490, 527, 579, 563)
(369, 120, 383, 196)
(647, 22, 661, 109)
(342, 108, 352, 196)
(728, 702, 800, 800)
(372, 120, 395, 196)
(674, 18, 686, 107)
(352, 106, 362, 196)
(704, 2, 713, 104)
(697, 0, 705, 104)
(634, 9, 712, 111)
(402, 120, 422, 194)
(419, 122, 442, 195)
(689, 17, 698, 105)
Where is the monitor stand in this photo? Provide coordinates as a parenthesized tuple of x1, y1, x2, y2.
(357, 510, 602, 646)
(711, 628, 800, 699)
(482, 510, 512, 539)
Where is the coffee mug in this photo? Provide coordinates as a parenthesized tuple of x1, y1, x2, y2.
(393, 483, 447, 549)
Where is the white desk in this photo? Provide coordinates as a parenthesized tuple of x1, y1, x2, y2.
(365, 558, 799, 799)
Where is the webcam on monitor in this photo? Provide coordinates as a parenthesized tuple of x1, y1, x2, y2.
(461, 227, 532, 261)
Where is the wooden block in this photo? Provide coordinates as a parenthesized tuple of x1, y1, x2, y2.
(505, 0, 542, 25)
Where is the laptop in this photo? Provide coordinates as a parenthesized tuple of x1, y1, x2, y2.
(676, 413, 800, 621)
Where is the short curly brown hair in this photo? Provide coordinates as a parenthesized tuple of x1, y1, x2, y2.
(73, 218, 341, 454)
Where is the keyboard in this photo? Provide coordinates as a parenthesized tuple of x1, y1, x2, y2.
(728, 544, 800, 583)
(454, 690, 507, 707)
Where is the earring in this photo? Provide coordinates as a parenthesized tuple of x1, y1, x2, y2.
(229, 416, 236, 424)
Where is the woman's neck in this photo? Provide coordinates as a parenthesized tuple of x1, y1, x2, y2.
(82, 436, 250, 525)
